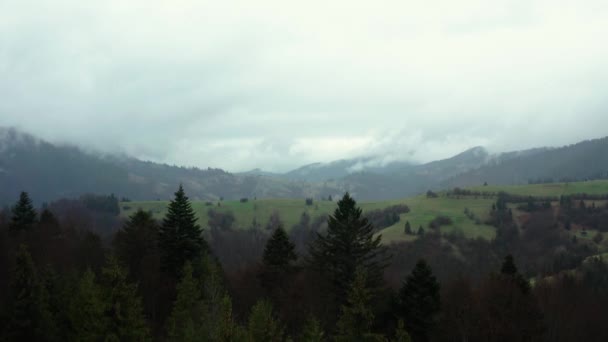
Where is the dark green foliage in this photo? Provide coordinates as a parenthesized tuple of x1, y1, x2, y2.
(398, 259, 440, 342)
(308, 193, 389, 305)
(500, 255, 530, 294)
(335, 268, 385, 342)
(417, 226, 425, 235)
(3, 245, 56, 341)
(260, 225, 297, 289)
(166, 262, 203, 341)
(10, 192, 37, 231)
(393, 320, 412, 342)
(114, 209, 159, 279)
(247, 300, 284, 342)
(159, 185, 206, 276)
(101, 257, 151, 341)
(67, 269, 106, 341)
(300, 316, 325, 342)
(404, 221, 412, 235)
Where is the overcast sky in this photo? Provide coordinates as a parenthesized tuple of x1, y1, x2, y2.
(1, 0, 607, 172)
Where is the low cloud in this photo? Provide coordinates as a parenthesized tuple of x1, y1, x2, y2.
(1, 0, 607, 172)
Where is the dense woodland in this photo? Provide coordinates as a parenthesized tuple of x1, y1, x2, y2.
(1, 186, 608, 341)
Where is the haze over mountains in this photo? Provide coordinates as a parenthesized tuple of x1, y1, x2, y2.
(1, 126, 607, 206)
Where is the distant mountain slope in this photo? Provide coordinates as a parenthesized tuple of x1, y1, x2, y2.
(444, 137, 608, 187)
(283, 157, 417, 182)
(0, 127, 342, 205)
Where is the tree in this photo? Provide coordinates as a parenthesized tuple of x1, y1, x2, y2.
(417, 226, 425, 235)
(114, 209, 159, 279)
(260, 225, 297, 291)
(335, 268, 385, 342)
(500, 254, 530, 294)
(308, 193, 389, 306)
(100, 257, 150, 341)
(404, 221, 412, 235)
(10, 192, 37, 231)
(3, 245, 56, 341)
(397, 259, 440, 342)
(393, 320, 412, 342)
(159, 185, 206, 277)
(166, 262, 203, 342)
(247, 300, 284, 342)
(67, 268, 106, 341)
(300, 316, 325, 342)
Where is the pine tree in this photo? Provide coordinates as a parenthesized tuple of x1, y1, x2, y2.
(101, 256, 151, 341)
(114, 209, 159, 278)
(260, 225, 297, 292)
(10, 191, 37, 231)
(300, 316, 325, 342)
(247, 300, 284, 342)
(67, 268, 106, 341)
(159, 185, 206, 276)
(308, 193, 389, 305)
(3, 245, 56, 341)
(417, 226, 425, 235)
(166, 262, 203, 342)
(335, 268, 385, 342)
(398, 259, 440, 342)
(393, 320, 412, 342)
(500, 254, 530, 294)
(404, 221, 412, 235)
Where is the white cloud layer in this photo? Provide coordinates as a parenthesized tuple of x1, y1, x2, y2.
(1, 0, 607, 171)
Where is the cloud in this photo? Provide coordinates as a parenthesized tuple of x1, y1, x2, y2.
(1, 0, 607, 172)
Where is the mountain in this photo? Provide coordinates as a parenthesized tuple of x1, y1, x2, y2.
(0, 127, 342, 206)
(444, 137, 608, 187)
(2, 126, 607, 205)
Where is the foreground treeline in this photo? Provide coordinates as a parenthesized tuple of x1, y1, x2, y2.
(1, 188, 608, 341)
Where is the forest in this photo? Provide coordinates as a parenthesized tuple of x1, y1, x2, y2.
(1, 186, 608, 342)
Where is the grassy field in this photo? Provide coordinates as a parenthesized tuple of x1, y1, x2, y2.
(121, 180, 608, 245)
(468, 180, 608, 197)
(121, 196, 496, 244)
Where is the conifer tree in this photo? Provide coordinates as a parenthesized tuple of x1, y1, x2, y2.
(67, 268, 106, 341)
(308, 193, 389, 305)
(404, 221, 412, 235)
(159, 185, 206, 276)
(393, 320, 412, 342)
(166, 262, 203, 342)
(114, 209, 159, 278)
(10, 191, 37, 231)
(101, 256, 151, 341)
(300, 316, 325, 342)
(4, 245, 56, 341)
(260, 224, 297, 292)
(247, 299, 284, 342)
(335, 268, 385, 342)
(500, 254, 530, 294)
(398, 259, 440, 342)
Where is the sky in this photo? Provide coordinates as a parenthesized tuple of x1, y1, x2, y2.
(1, 0, 607, 172)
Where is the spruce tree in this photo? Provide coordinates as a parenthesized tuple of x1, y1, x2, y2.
(500, 254, 530, 294)
(166, 262, 203, 342)
(67, 269, 106, 341)
(4, 245, 56, 341)
(404, 221, 412, 235)
(10, 191, 37, 231)
(260, 225, 297, 292)
(101, 257, 151, 341)
(393, 320, 412, 342)
(114, 209, 159, 278)
(398, 259, 440, 342)
(300, 316, 325, 342)
(308, 193, 389, 305)
(159, 185, 206, 276)
(247, 300, 284, 342)
(335, 268, 385, 342)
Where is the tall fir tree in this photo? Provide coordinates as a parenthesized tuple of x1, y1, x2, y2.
(300, 316, 325, 342)
(247, 299, 284, 342)
(101, 256, 151, 341)
(308, 193, 389, 306)
(398, 259, 440, 342)
(159, 185, 206, 276)
(335, 268, 385, 342)
(260, 224, 297, 292)
(500, 254, 530, 294)
(10, 191, 37, 232)
(3, 245, 56, 341)
(67, 268, 106, 341)
(114, 209, 159, 279)
(166, 262, 203, 342)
